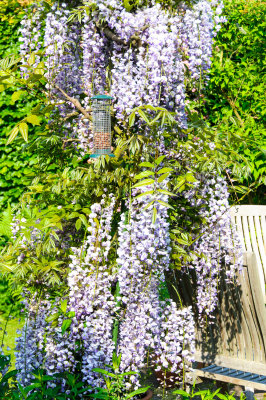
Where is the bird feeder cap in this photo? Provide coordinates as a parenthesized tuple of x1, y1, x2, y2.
(91, 94, 113, 100)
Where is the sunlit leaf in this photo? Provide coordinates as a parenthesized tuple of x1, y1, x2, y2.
(19, 122, 28, 142)
(132, 178, 154, 188)
(6, 126, 19, 145)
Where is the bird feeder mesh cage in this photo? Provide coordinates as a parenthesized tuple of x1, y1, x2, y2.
(90, 94, 114, 158)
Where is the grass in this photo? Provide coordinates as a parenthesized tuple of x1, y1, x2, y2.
(0, 313, 24, 367)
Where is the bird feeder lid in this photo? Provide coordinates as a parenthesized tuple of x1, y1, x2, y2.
(91, 94, 113, 100)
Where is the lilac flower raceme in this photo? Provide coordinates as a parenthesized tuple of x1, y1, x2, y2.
(19, 2, 44, 74)
(44, 2, 82, 118)
(15, 297, 50, 385)
(181, 176, 243, 320)
(116, 185, 195, 387)
(44, 195, 116, 387)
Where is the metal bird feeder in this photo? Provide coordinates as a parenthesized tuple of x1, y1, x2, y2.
(90, 94, 114, 158)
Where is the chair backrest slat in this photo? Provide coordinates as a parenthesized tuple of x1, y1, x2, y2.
(231, 205, 266, 299)
(254, 215, 266, 270)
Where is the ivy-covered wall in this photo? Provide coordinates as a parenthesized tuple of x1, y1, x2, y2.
(202, 0, 265, 203)
(0, 0, 37, 211)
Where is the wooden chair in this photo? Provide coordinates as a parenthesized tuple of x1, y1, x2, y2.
(193, 205, 266, 394)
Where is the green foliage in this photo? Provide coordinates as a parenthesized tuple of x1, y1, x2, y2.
(0, 354, 149, 399)
(0, 359, 91, 399)
(0, 205, 23, 316)
(200, 0, 266, 202)
(0, 278, 22, 316)
(173, 386, 246, 400)
(0, 1, 40, 211)
(92, 352, 150, 400)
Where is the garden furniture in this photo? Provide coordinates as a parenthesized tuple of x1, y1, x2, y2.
(193, 205, 266, 395)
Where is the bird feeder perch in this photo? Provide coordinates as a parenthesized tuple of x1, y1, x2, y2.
(90, 94, 114, 158)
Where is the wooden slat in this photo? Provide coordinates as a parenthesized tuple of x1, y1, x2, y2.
(195, 369, 266, 391)
(219, 277, 241, 359)
(246, 252, 266, 360)
(248, 215, 265, 296)
(194, 353, 266, 375)
(242, 215, 253, 253)
(238, 267, 257, 361)
(261, 215, 266, 253)
(235, 215, 247, 253)
(254, 216, 266, 289)
(231, 206, 266, 218)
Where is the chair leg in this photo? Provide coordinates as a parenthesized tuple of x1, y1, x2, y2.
(245, 386, 254, 400)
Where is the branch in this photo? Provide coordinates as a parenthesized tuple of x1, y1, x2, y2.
(101, 25, 127, 46)
(54, 84, 123, 135)
(97, 23, 149, 48)
(63, 111, 79, 121)
(55, 85, 92, 121)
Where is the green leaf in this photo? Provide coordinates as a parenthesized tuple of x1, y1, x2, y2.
(135, 190, 154, 199)
(138, 109, 150, 124)
(60, 299, 68, 314)
(19, 122, 28, 142)
(125, 387, 151, 399)
(157, 167, 173, 174)
(134, 171, 154, 180)
(139, 162, 155, 168)
(67, 311, 75, 318)
(157, 200, 174, 209)
(11, 90, 26, 103)
(79, 214, 88, 227)
(75, 219, 82, 231)
(157, 173, 170, 183)
(157, 189, 175, 196)
(61, 319, 72, 335)
(152, 206, 157, 224)
(26, 114, 41, 125)
(155, 155, 166, 165)
(6, 126, 19, 145)
(172, 389, 190, 398)
(46, 313, 59, 323)
(132, 178, 155, 188)
(28, 53, 35, 66)
(92, 368, 116, 378)
(128, 111, 136, 127)
(185, 172, 197, 183)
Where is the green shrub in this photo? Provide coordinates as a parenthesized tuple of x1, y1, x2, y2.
(0, 0, 38, 211)
(202, 0, 265, 203)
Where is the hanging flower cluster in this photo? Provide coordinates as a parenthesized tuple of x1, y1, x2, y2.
(20, 0, 224, 133)
(19, 4, 44, 74)
(44, 2, 82, 116)
(180, 175, 243, 319)
(15, 296, 50, 385)
(154, 302, 195, 387)
(45, 195, 116, 387)
(116, 187, 195, 387)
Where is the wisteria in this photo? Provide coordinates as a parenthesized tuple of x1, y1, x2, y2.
(154, 302, 195, 387)
(181, 175, 243, 319)
(11, 0, 243, 396)
(43, 196, 117, 387)
(19, 3, 44, 73)
(15, 296, 50, 385)
(44, 2, 82, 116)
(115, 187, 196, 387)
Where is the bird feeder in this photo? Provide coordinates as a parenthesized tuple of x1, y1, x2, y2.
(90, 94, 114, 158)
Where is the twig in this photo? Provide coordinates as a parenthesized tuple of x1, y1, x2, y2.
(54, 85, 122, 134)
(63, 111, 79, 121)
(55, 85, 92, 121)
(97, 23, 149, 48)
